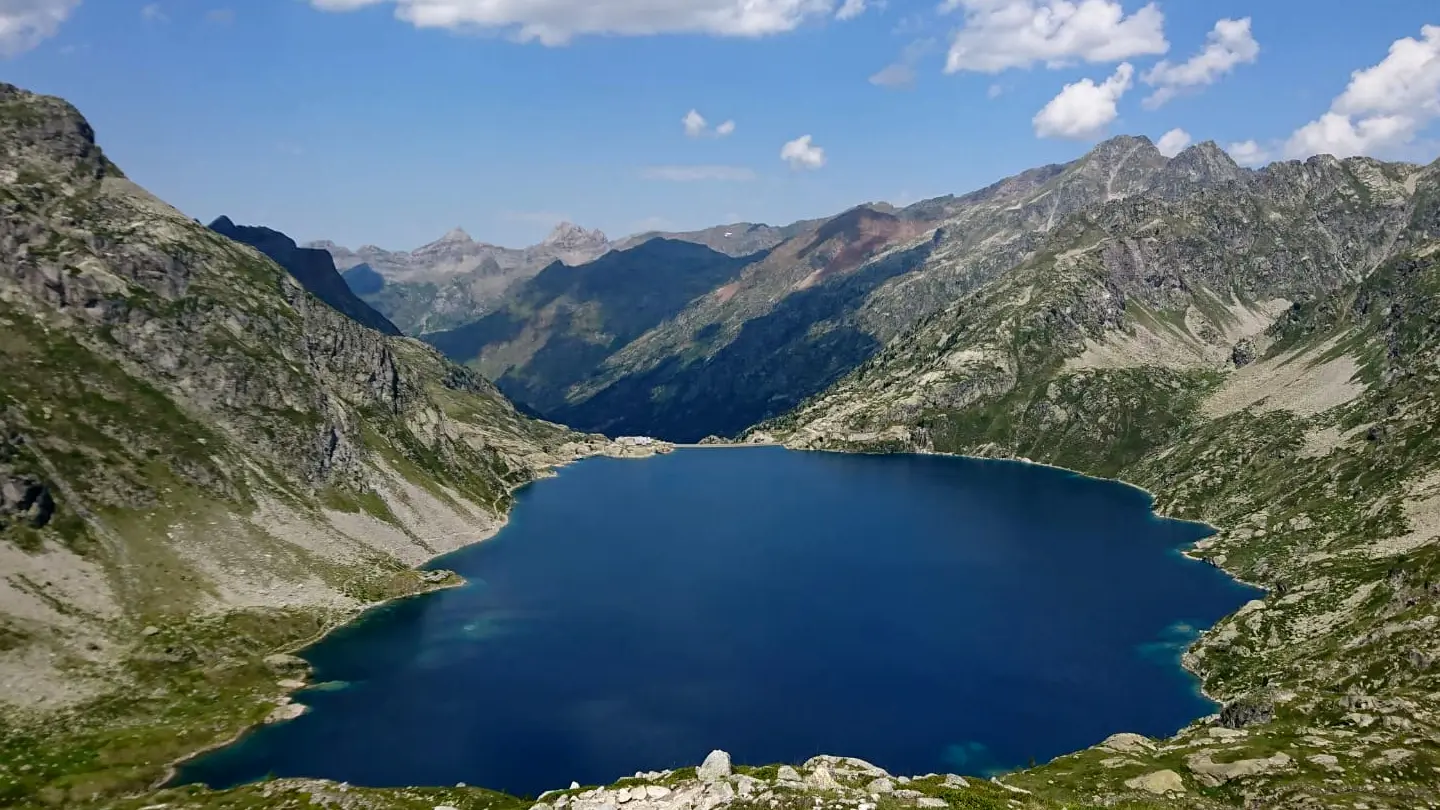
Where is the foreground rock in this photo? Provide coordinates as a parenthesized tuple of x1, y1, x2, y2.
(529, 751, 1032, 810)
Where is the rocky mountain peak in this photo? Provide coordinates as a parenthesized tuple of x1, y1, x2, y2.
(0, 83, 118, 180)
(1083, 134, 1161, 164)
(1162, 140, 1250, 189)
(544, 221, 609, 251)
(439, 227, 474, 244)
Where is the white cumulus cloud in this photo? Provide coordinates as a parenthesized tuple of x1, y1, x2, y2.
(1156, 127, 1191, 157)
(642, 165, 757, 181)
(1143, 17, 1258, 108)
(0, 0, 81, 57)
(1032, 62, 1134, 140)
(941, 0, 1167, 74)
(781, 135, 826, 170)
(1226, 140, 1270, 167)
(308, 0, 844, 45)
(835, 0, 866, 20)
(683, 109, 735, 138)
(683, 109, 708, 137)
(1284, 25, 1440, 159)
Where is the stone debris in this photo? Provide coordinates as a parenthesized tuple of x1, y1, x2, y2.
(529, 752, 988, 810)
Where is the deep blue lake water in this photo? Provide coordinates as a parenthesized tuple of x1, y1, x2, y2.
(178, 448, 1258, 796)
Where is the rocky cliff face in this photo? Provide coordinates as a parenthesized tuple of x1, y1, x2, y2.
(0, 82, 628, 719)
(207, 216, 402, 336)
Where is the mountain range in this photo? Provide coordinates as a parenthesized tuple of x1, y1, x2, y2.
(5, 78, 1440, 810)
(400, 135, 1425, 444)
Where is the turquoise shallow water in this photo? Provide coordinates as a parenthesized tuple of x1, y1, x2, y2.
(178, 448, 1259, 795)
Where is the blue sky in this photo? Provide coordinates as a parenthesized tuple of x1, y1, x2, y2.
(3, 1, 1437, 249)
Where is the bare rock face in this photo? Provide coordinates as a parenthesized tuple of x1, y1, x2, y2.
(0, 472, 52, 528)
(696, 750, 732, 781)
(1219, 697, 1275, 728)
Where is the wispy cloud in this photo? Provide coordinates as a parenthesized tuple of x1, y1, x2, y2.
(0, 0, 81, 58)
(870, 38, 936, 90)
(1143, 17, 1259, 109)
(642, 165, 757, 182)
(307, 0, 844, 46)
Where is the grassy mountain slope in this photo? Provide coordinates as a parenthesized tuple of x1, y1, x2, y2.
(750, 155, 1440, 808)
(0, 82, 655, 808)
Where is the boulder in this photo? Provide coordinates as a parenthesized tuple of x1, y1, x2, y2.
(1099, 732, 1155, 754)
(1218, 698, 1274, 729)
(805, 765, 840, 790)
(805, 755, 888, 778)
(865, 777, 894, 794)
(916, 799, 948, 808)
(645, 786, 671, 799)
(776, 765, 801, 782)
(941, 775, 968, 789)
(1124, 770, 1186, 795)
(1230, 338, 1257, 367)
(697, 750, 732, 781)
(1186, 751, 1292, 787)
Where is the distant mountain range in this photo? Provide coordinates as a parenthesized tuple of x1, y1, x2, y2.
(308, 220, 810, 335)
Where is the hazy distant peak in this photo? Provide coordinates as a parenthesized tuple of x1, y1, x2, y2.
(543, 221, 609, 249)
(438, 227, 474, 244)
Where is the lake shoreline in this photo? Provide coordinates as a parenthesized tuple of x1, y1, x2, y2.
(790, 443, 1269, 714)
(160, 440, 674, 789)
(173, 442, 1257, 794)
